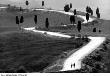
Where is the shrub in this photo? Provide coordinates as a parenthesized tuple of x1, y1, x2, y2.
(91, 68, 99, 73)
(91, 54, 102, 61)
(83, 57, 94, 67)
(102, 44, 108, 50)
(86, 6, 93, 15)
(93, 28, 96, 32)
(78, 34, 81, 38)
(16, 67, 27, 73)
(82, 35, 89, 42)
(64, 4, 70, 12)
(99, 48, 105, 52)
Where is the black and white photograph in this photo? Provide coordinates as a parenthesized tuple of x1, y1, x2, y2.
(0, 0, 110, 73)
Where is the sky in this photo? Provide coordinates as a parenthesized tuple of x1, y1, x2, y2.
(0, 0, 110, 10)
(0, 0, 110, 19)
(0, 0, 42, 8)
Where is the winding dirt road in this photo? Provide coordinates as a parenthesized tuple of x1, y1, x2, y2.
(33, 8, 95, 24)
(23, 9, 106, 71)
(60, 37, 106, 71)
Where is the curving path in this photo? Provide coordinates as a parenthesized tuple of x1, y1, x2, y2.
(23, 27, 71, 38)
(33, 9, 95, 24)
(60, 37, 106, 71)
(23, 27, 106, 71)
(23, 9, 106, 71)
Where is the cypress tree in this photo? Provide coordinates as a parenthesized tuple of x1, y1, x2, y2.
(34, 15, 37, 24)
(86, 6, 93, 15)
(70, 16, 73, 24)
(93, 28, 96, 32)
(96, 7, 99, 15)
(70, 15, 75, 24)
(20, 16, 24, 23)
(20, 7, 23, 12)
(45, 18, 49, 29)
(86, 6, 89, 13)
(86, 13, 89, 22)
(42, 1, 44, 7)
(26, 0, 29, 6)
(77, 21, 81, 32)
(91, 9, 93, 15)
(96, 7, 100, 19)
(97, 12, 100, 18)
(16, 16, 19, 25)
(25, 0, 29, 10)
(70, 3, 72, 9)
(16, 16, 21, 30)
(74, 9, 77, 15)
(64, 4, 70, 12)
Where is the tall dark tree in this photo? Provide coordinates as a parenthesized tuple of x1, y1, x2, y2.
(20, 16, 24, 23)
(74, 9, 77, 15)
(34, 15, 37, 25)
(86, 6, 89, 13)
(7, 4, 11, 9)
(70, 3, 72, 9)
(70, 15, 75, 24)
(96, 7, 99, 15)
(20, 6, 23, 12)
(96, 7, 100, 18)
(77, 21, 81, 32)
(45, 18, 49, 29)
(91, 9, 93, 16)
(86, 6, 91, 13)
(86, 6, 93, 15)
(16, 16, 19, 25)
(93, 27, 96, 32)
(64, 4, 70, 12)
(97, 12, 100, 18)
(42, 1, 44, 7)
(25, 0, 29, 9)
(86, 13, 89, 22)
(16, 16, 20, 30)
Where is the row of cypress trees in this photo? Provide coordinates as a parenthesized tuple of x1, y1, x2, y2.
(69, 5, 101, 33)
(34, 15, 49, 29)
(16, 16, 24, 30)
(16, 15, 49, 30)
(70, 15, 82, 32)
(64, 3, 73, 12)
(16, 2, 101, 32)
(64, 3, 100, 24)
(86, 6, 101, 22)
(25, 0, 44, 9)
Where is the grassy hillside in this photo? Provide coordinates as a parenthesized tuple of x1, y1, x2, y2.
(57, 39, 110, 73)
(0, 32, 87, 73)
(0, 9, 83, 34)
(0, 8, 110, 73)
